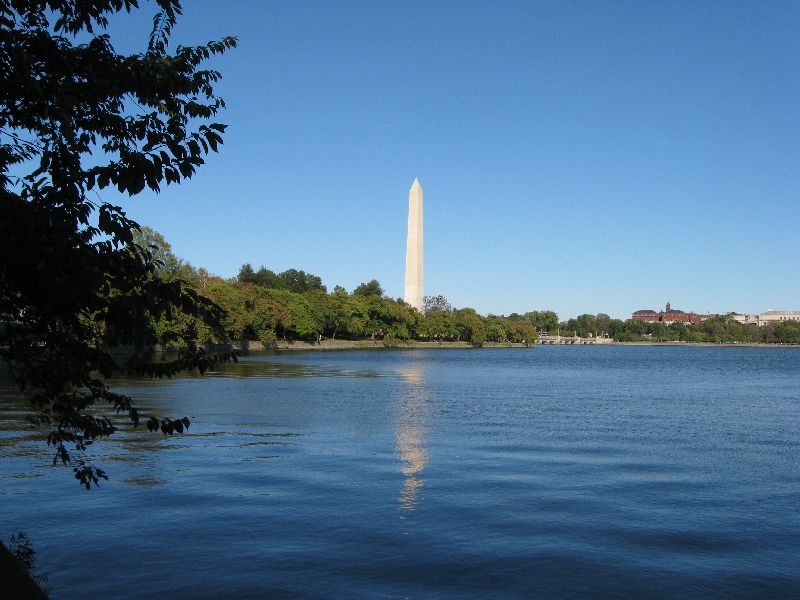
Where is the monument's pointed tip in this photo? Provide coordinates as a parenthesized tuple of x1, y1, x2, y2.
(411, 177, 421, 188)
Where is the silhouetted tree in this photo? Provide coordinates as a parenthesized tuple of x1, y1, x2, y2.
(0, 0, 237, 487)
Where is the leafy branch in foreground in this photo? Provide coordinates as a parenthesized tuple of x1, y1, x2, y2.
(0, 0, 237, 488)
(9, 531, 48, 588)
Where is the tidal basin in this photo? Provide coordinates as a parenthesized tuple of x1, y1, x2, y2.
(1, 346, 799, 598)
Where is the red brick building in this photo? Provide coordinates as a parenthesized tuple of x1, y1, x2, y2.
(632, 302, 705, 324)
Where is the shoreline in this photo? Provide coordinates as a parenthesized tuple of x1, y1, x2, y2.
(225, 339, 800, 352)
(267, 340, 522, 351)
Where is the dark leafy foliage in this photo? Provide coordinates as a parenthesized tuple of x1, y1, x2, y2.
(8, 531, 48, 586)
(238, 263, 327, 294)
(352, 279, 384, 297)
(0, 0, 237, 488)
(423, 294, 452, 315)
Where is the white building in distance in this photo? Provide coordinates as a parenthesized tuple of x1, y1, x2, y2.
(731, 310, 800, 327)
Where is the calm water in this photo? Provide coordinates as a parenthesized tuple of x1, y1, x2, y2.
(1, 346, 799, 598)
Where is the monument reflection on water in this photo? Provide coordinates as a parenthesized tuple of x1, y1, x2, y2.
(394, 364, 429, 513)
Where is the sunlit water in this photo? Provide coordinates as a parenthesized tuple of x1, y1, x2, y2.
(1, 346, 799, 598)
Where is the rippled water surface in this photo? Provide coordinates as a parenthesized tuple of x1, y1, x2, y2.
(2, 346, 799, 598)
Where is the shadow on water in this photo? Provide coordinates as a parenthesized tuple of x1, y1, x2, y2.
(208, 356, 384, 380)
(0, 386, 51, 465)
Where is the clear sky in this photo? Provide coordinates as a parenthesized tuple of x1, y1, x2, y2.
(106, 0, 798, 319)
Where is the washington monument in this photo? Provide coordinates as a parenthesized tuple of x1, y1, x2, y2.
(404, 178, 424, 312)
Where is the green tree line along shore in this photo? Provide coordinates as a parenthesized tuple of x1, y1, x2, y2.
(135, 228, 541, 348)
(139, 228, 800, 350)
(559, 313, 800, 345)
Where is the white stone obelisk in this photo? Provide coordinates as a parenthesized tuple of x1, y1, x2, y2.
(404, 178, 424, 312)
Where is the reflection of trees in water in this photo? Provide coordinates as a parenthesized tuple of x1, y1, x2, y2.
(395, 367, 429, 513)
(0, 387, 59, 463)
(201, 358, 384, 380)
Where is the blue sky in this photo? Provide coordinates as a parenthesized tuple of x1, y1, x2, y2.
(105, 1, 798, 319)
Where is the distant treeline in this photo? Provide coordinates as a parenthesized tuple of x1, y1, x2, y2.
(138, 228, 799, 348)
(139, 228, 545, 348)
(558, 313, 800, 344)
